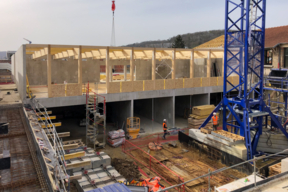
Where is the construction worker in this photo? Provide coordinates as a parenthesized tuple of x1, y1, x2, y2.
(162, 119, 167, 139)
(212, 112, 218, 131)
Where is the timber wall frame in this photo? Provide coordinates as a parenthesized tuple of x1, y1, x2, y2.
(25, 44, 225, 97)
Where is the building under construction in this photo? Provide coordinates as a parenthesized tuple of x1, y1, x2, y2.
(1, 0, 288, 191)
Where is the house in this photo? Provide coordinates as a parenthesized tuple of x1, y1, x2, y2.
(195, 25, 288, 75)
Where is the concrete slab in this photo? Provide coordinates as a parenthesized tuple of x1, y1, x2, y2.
(281, 158, 288, 173)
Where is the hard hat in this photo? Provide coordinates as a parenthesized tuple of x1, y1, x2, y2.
(213, 112, 216, 115)
(163, 119, 166, 122)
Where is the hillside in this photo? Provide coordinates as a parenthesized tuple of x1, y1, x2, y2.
(125, 30, 224, 48)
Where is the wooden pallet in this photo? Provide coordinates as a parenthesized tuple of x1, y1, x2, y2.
(212, 130, 244, 142)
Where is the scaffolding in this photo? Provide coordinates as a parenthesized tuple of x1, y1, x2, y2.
(86, 82, 106, 149)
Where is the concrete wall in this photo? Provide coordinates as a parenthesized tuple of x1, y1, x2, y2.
(106, 100, 131, 130)
(12, 45, 26, 101)
(135, 60, 152, 80)
(194, 58, 207, 77)
(134, 99, 152, 119)
(26, 56, 100, 85)
(192, 94, 209, 106)
(154, 97, 173, 127)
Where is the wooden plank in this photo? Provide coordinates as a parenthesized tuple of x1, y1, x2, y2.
(165, 79, 175, 90)
(36, 111, 52, 115)
(133, 81, 143, 92)
(108, 82, 120, 93)
(155, 79, 164, 90)
(192, 105, 215, 116)
(51, 84, 65, 97)
(144, 80, 154, 91)
(70, 174, 82, 181)
(130, 48, 134, 81)
(202, 77, 210, 87)
(184, 78, 193, 88)
(47, 132, 70, 138)
(175, 79, 183, 89)
(64, 151, 85, 160)
(106, 47, 110, 93)
(172, 49, 175, 79)
(41, 122, 62, 128)
(152, 48, 156, 80)
(38, 116, 56, 121)
(66, 160, 91, 170)
(193, 77, 201, 87)
(62, 144, 79, 150)
(78, 46, 82, 84)
(121, 81, 133, 92)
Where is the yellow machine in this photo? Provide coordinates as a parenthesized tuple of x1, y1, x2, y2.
(126, 117, 140, 139)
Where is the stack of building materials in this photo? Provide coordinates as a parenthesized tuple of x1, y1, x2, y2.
(189, 129, 247, 160)
(107, 129, 125, 147)
(188, 105, 215, 129)
(269, 162, 281, 177)
(68, 147, 126, 192)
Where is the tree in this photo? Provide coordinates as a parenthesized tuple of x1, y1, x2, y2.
(171, 35, 185, 48)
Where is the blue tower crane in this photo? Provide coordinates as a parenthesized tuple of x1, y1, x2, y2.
(199, 0, 288, 160)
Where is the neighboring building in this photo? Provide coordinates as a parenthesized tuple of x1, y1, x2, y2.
(0, 51, 16, 64)
(195, 25, 288, 75)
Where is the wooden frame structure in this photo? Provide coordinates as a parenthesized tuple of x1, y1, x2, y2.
(26, 44, 224, 97)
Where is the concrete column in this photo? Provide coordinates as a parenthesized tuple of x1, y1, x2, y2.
(154, 97, 173, 127)
(172, 49, 176, 79)
(105, 47, 109, 93)
(152, 48, 156, 80)
(130, 48, 134, 81)
(131, 99, 134, 117)
(78, 46, 82, 84)
(190, 50, 194, 78)
(152, 98, 154, 121)
(124, 65, 127, 81)
(47, 45, 52, 98)
(208, 93, 211, 105)
(207, 50, 211, 77)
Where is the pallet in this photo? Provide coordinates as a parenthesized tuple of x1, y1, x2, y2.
(192, 105, 215, 116)
(212, 130, 244, 142)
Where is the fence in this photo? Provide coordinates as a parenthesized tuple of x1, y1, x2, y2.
(122, 139, 185, 192)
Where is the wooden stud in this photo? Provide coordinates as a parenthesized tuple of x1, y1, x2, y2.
(172, 49, 176, 79)
(124, 65, 127, 81)
(47, 45, 52, 98)
(222, 52, 224, 77)
(190, 50, 194, 78)
(69, 174, 82, 181)
(44, 156, 52, 162)
(130, 48, 134, 81)
(106, 47, 110, 93)
(207, 50, 211, 77)
(152, 48, 156, 80)
(63, 151, 85, 160)
(78, 46, 82, 85)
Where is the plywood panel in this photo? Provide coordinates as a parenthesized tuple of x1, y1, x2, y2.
(155, 80, 164, 90)
(108, 82, 120, 93)
(175, 79, 184, 89)
(193, 78, 202, 87)
(209, 77, 218, 86)
(121, 81, 133, 92)
(144, 80, 154, 91)
(202, 77, 210, 87)
(133, 81, 143, 92)
(165, 79, 175, 89)
(233, 76, 239, 86)
(218, 77, 224, 86)
(184, 78, 194, 88)
(66, 83, 82, 96)
(51, 84, 65, 97)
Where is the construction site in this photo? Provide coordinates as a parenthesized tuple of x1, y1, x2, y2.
(1, 0, 288, 191)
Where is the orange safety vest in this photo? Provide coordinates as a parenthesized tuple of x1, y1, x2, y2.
(163, 122, 167, 131)
(212, 116, 218, 125)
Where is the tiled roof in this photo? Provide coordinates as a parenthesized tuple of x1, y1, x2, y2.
(265, 25, 288, 48)
(195, 25, 288, 49)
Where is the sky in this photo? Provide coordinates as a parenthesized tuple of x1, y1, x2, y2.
(0, 0, 288, 51)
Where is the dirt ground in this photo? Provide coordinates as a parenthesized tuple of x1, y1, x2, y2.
(100, 139, 247, 192)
